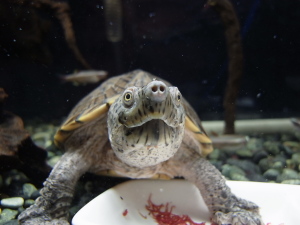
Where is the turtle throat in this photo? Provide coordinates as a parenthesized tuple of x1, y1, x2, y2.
(111, 119, 185, 168)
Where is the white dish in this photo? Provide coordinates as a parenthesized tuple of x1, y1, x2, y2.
(72, 180, 300, 225)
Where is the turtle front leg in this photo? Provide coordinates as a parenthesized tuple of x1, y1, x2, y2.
(168, 152, 264, 225)
(18, 151, 90, 225)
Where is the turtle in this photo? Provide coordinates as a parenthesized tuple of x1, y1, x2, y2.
(18, 70, 263, 225)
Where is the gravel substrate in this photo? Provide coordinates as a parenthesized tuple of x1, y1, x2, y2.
(0, 121, 300, 224)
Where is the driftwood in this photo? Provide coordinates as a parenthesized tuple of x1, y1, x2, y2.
(0, 88, 51, 186)
(0, 88, 29, 156)
(208, 0, 243, 134)
(13, 0, 91, 69)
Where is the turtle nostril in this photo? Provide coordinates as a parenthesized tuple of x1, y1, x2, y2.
(152, 85, 165, 93)
(152, 85, 158, 92)
(159, 85, 165, 92)
(147, 81, 167, 102)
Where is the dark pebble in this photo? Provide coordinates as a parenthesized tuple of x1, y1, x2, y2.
(273, 154, 287, 166)
(258, 157, 275, 173)
(276, 168, 300, 183)
(247, 173, 266, 182)
(280, 144, 294, 157)
(227, 159, 261, 175)
(252, 150, 269, 163)
(263, 169, 280, 181)
(263, 141, 281, 155)
(209, 160, 223, 171)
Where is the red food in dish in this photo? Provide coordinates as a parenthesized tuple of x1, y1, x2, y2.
(123, 209, 128, 216)
(145, 194, 205, 225)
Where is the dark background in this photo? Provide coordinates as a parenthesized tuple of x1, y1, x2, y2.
(0, 0, 300, 122)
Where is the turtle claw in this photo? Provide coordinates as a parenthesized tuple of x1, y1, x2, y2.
(212, 210, 264, 225)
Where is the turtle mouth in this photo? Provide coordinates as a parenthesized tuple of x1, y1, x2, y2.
(119, 109, 184, 129)
(122, 119, 176, 147)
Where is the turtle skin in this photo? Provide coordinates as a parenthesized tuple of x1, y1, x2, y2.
(18, 70, 263, 225)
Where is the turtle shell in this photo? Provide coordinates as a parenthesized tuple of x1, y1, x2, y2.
(54, 70, 212, 156)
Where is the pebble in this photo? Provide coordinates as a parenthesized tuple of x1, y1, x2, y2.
(69, 205, 81, 218)
(252, 150, 268, 163)
(258, 157, 274, 172)
(280, 134, 294, 142)
(246, 138, 263, 151)
(281, 179, 300, 185)
(230, 173, 249, 181)
(276, 168, 300, 183)
(47, 156, 62, 167)
(209, 160, 223, 171)
(208, 149, 221, 160)
(221, 164, 233, 178)
(263, 168, 280, 181)
(0, 209, 18, 224)
(273, 154, 287, 165)
(236, 149, 253, 158)
(227, 159, 261, 175)
(47, 151, 56, 158)
(4, 171, 29, 187)
(32, 132, 52, 143)
(247, 173, 265, 182)
(280, 144, 294, 157)
(221, 164, 246, 180)
(286, 159, 297, 170)
(263, 141, 280, 155)
(24, 199, 35, 207)
(45, 140, 53, 149)
(2, 219, 20, 225)
(1, 197, 24, 209)
(283, 141, 300, 152)
(18, 206, 25, 214)
(22, 183, 37, 199)
(271, 161, 284, 171)
(295, 132, 300, 141)
(291, 153, 300, 165)
(30, 189, 41, 200)
(84, 181, 94, 193)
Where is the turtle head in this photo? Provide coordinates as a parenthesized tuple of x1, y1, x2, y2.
(108, 80, 185, 168)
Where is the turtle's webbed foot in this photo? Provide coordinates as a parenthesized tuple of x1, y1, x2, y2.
(18, 206, 69, 225)
(211, 198, 263, 225)
(18, 196, 70, 225)
(212, 210, 263, 225)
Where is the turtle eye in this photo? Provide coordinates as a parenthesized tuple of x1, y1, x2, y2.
(123, 90, 134, 107)
(177, 93, 181, 102)
(124, 92, 132, 101)
(175, 89, 182, 105)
